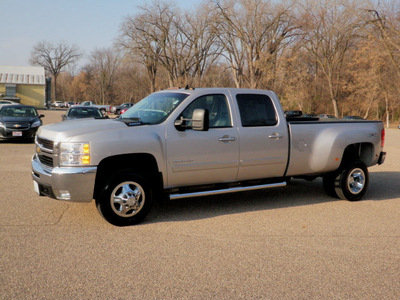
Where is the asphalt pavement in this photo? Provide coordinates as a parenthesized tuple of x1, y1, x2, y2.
(1, 110, 399, 299)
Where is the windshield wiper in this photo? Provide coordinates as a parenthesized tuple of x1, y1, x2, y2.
(117, 117, 147, 126)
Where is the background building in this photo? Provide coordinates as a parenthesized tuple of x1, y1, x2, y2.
(0, 66, 46, 108)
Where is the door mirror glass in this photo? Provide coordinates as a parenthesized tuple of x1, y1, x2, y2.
(192, 109, 209, 131)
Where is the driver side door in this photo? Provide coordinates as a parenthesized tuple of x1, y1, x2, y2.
(165, 94, 239, 188)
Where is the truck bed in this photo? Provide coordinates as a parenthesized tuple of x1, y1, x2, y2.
(286, 120, 383, 177)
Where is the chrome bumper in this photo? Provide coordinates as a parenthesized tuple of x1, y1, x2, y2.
(31, 154, 97, 202)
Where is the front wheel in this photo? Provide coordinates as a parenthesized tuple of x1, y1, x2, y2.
(96, 173, 153, 226)
(334, 160, 369, 201)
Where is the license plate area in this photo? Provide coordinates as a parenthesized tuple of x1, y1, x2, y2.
(12, 131, 22, 137)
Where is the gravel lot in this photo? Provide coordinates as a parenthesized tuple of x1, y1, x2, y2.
(1, 110, 399, 299)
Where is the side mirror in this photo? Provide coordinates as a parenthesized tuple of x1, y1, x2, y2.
(174, 109, 209, 132)
(39, 114, 45, 118)
(192, 109, 209, 131)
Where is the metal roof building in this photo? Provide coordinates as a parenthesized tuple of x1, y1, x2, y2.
(0, 66, 46, 108)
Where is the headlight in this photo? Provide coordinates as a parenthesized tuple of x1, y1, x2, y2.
(0, 122, 4, 128)
(31, 120, 41, 128)
(59, 142, 90, 166)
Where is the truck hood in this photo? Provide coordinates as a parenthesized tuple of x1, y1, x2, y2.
(37, 118, 128, 141)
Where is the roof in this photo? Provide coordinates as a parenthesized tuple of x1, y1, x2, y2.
(0, 66, 45, 85)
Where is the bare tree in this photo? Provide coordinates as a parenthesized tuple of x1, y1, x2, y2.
(214, 0, 296, 89)
(119, 12, 162, 92)
(366, 2, 400, 126)
(299, 0, 366, 117)
(178, 3, 222, 86)
(30, 41, 81, 101)
(88, 47, 121, 105)
(120, 1, 221, 89)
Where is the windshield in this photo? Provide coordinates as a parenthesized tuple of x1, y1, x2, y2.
(120, 92, 189, 124)
(0, 106, 38, 118)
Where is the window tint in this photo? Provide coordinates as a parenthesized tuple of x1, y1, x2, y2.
(181, 94, 231, 128)
(236, 94, 277, 127)
(0, 106, 37, 117)
(68, 107, 102, 118)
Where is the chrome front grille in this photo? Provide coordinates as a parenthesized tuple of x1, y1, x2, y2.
(36, 136, 56, 168)
(5, 122, 30, 130)
(37, 137, 54, 152)
(38, 154, 53, 167)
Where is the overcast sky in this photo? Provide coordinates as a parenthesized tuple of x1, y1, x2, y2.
(0, 0, 199, 69)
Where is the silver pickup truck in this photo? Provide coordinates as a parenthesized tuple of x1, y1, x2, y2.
(32, 88, 386, 226)
(76, 101, 112, 114)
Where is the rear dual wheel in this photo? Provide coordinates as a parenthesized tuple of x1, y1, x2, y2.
(323, 160, 369, 201)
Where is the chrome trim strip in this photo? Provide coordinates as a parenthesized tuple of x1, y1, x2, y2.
(35, 140, 54, 154)
(52, 166, 97, 175)
(169, 182, 287, 200)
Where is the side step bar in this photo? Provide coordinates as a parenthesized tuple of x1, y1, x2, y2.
(169, 182, 287, 200)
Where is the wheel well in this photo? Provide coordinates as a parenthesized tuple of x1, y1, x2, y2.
(340, 143, 374, 168)
(93, 153, 162, 200)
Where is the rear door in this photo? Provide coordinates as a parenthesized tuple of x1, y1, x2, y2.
(231, 91, 289, 181)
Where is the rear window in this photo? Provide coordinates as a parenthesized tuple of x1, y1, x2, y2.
(236, 94, 277, 127)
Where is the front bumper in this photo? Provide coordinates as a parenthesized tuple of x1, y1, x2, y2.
(31, 154, 97, 202)
(0, 127, 38, 140)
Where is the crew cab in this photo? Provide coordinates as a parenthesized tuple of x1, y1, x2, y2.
(31, 88, 386, 226)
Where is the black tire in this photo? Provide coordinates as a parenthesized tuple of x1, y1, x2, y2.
(96, 172, 153, 226)
(334, 160, 369, 201)
(323, 172, 339, 198)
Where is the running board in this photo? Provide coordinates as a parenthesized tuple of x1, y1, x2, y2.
(169, 182, 287, 200)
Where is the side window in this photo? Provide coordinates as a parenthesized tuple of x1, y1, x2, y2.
(180, 94, 231, 128)
(236, 94, 277, 127)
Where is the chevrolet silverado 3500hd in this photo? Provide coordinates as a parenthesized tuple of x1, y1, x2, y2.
(32, 88, 386, 226)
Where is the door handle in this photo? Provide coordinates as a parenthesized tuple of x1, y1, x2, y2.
(219, 135, 236, 142)
(268, 133, 284, 140)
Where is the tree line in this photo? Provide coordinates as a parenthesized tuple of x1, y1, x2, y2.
(30, 0, 400, 125)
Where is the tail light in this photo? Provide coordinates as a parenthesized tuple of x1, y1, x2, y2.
(381, 128, 385, 148)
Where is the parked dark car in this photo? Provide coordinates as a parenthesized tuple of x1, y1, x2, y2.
(284, 110, 303, 118)
(302, 113, 318, 118)
(0, 105, 44, 142)
(62, 106, 106, 121)
(119, 107, 130, 115)
(318, 114, 338, 119)
(115, 103, 133, 115)
(342, 116, 364, 120)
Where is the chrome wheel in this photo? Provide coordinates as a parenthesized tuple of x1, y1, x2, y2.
(347, 168, 365, 195)
(110, 181, 145, 218)
(334, 160, 369, 201)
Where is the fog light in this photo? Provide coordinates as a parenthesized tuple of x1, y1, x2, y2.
(56, 190, 71, 200)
